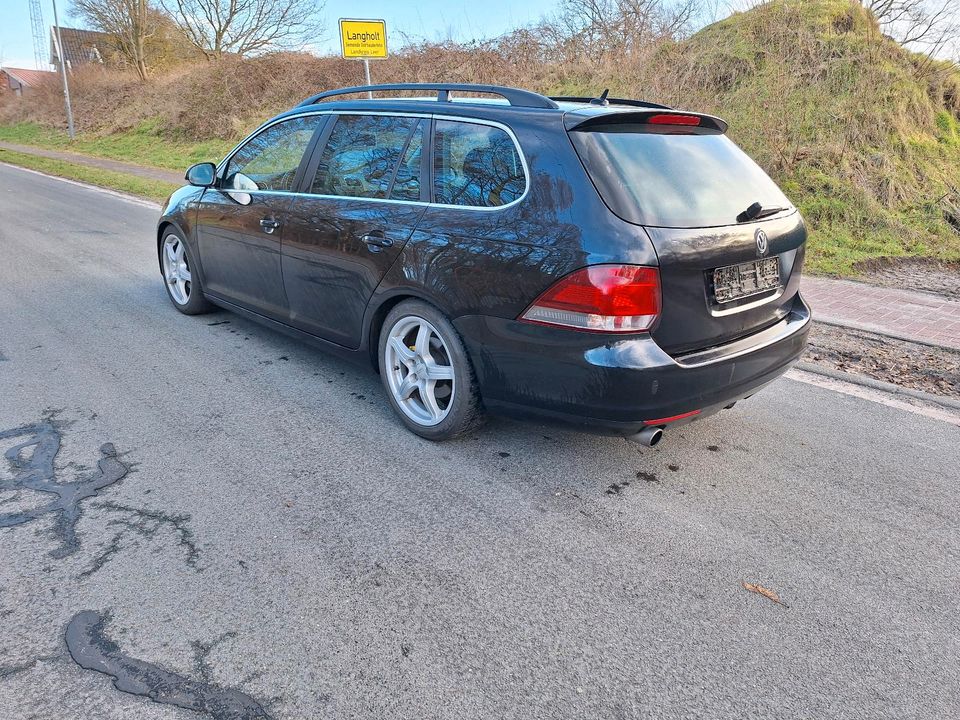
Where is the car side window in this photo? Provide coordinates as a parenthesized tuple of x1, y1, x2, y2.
(224, 116, 321, 192)
(311, 115, 420, 199)
(433, 120, 525, 207)
(390, 120, 424, 201)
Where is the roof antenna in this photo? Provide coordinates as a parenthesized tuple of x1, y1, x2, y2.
(590, 89, 610, 106)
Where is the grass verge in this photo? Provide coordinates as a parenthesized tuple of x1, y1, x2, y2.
(0, 147, 177, 203)
(0, 121, 233, 173)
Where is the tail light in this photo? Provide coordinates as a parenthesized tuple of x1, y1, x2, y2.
(520, 265, 661, 333)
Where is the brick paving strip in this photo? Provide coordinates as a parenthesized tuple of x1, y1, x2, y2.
(802, 277, 960, 352)
(0, 141, 183, 185)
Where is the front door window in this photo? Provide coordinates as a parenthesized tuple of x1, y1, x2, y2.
(225, 116, 322, 192)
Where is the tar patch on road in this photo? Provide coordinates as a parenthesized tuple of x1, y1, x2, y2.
(65, 611, 273, 720)
(606, 480, 631, 495)
(606, 471, 661, 495)
(80, 501, 201, 577)
(0, 417, 128, 557)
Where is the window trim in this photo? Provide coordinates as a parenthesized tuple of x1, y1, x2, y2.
(217, 110, 530, 212)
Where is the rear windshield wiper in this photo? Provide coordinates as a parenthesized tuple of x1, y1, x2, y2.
(737, 202, 787, 223)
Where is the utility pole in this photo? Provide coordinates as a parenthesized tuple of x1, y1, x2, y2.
(50, 0, 76, 140)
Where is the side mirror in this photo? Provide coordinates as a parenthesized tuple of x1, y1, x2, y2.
(185, 162, 217, 187)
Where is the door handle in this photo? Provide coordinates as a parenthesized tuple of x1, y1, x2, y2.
(260, 217, 281, 233)
(360, 233, 394, 250)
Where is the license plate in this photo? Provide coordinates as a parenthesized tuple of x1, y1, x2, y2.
(713, 257, 781, 304)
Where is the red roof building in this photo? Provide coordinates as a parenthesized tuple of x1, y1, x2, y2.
(0, 67, 56, 97)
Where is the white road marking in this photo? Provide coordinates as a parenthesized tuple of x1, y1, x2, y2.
(0, 161, 163, 210)
(786, 369, 960, 427)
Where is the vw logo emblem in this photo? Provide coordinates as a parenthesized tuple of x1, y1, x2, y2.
(755, 229, 769, 256)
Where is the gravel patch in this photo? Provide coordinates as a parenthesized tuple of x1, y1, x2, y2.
(852, 257, 960, 300)
(806, 322, 960, 398)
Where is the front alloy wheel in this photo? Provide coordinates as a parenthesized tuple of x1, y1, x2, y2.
(160, 230, 211, 315)
(162, 234, 192, 305)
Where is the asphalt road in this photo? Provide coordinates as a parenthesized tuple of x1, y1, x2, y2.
(1, 162, 958, 720)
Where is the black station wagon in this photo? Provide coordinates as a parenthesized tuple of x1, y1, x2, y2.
(158, 83, 810, 444)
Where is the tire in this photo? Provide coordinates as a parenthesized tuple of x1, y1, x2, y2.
(159, 229, 212, 315)
(378, 300, 485, 440)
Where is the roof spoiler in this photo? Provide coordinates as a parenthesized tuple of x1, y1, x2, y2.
(564, 110, 729, 134)
(550, 95, 672, 110)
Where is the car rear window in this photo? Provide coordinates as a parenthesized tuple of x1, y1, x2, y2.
(569, 124, 791, 228)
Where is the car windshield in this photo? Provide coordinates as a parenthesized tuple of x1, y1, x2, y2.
(570, 124, 792, 228)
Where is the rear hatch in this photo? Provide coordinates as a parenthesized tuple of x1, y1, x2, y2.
(567, 110, 806, 355)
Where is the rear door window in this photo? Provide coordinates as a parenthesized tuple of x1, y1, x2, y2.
(311, 115, 420, 199)
(390, 121, 424, 201)
(432, 120, 525, 207)
(569, 124, 791, 228)
(224, 116, 321, 192)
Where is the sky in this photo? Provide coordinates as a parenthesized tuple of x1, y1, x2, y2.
(0, 0, 563, 70)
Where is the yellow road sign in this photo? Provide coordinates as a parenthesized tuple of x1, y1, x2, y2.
(339, 18, 388, 59)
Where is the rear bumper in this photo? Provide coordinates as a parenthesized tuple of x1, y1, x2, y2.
(454, 293, 811, 435)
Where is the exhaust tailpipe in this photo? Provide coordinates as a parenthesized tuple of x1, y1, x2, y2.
(629, 426, 663, 447)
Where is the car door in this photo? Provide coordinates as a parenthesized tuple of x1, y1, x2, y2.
(281, 114, 428, 348)
(195, 115, 324, 320)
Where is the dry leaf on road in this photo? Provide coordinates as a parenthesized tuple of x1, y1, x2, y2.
(742, 581, 789, 607)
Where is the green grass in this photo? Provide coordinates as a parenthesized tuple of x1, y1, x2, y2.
(0, 147, 178, 203)
(0, 120, 233, 173)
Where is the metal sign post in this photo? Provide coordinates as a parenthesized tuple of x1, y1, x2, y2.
(339, 19, 388, 99)
(50, 0, 75, 139)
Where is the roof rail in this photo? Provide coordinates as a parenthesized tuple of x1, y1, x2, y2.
(297, 83, 560, 110)
(550, 96, 672, 110)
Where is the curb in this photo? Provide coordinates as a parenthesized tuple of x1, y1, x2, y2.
(812, 317, 959, 353)
(794, 361, 960, 412)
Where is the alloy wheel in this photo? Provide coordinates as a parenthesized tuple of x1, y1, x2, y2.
(384, 316, 456, 427)
(162, 234, 191, 305)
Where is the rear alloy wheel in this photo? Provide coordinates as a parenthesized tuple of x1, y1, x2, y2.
(160, 231, 211, 315)
(379, 301, 484, 440)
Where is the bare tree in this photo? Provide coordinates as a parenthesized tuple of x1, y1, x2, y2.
(863, 0, 958, 55)
(71, 0, 154, 80)
(162, 0, 326, 59)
